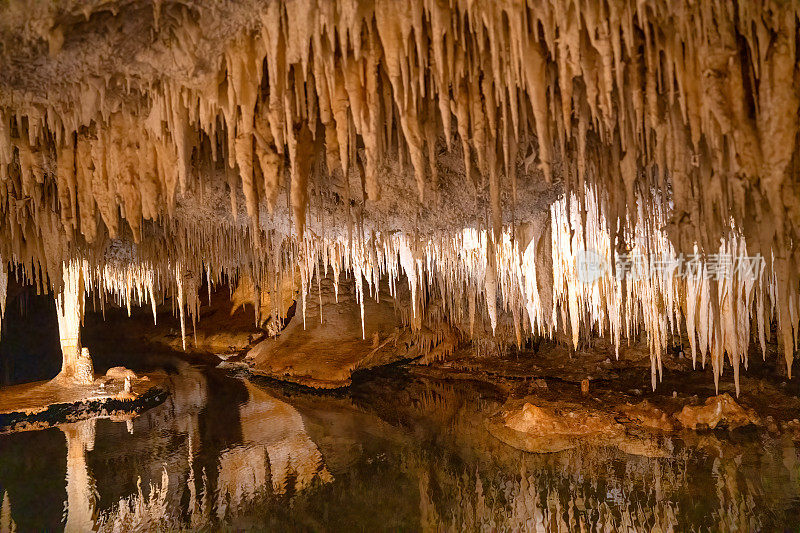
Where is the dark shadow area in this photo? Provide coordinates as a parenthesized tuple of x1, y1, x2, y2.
(0, 427, 67, 530)
(0, 277, 61, 385)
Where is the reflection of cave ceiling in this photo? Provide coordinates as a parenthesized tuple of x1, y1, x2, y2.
(0, 1, 798, 390)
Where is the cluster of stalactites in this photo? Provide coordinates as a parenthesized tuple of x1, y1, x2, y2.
(549, 188, 796, 395)
(2, 0, 799, 260)
(0, 186, 794, 394)
(263, 186, 795, 396)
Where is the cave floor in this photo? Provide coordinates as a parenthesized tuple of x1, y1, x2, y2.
(406, 338, 800, 440)
(0, 372, 168, 434)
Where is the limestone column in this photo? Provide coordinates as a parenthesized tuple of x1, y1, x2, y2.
(0, 257, 7, 341)
(54, 260, 93, 384)
(0, 259, 6, 313)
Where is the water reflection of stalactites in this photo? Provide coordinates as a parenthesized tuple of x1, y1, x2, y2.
(154, 360, 208, 441)
(90, 361, 210, 527)
(98, 379, 338, 531)
(364, 376, 800, 532)
(415, 455, 684, 532)
(215, 381, 332, 519)
(60, 419, 97, 533)
(9, 365, 795, 531)
(63, 370, 334, 531)
(409, 438, 800, 532)
(56, 362, 211, 533)
(186, 434, 210, 530)
(97, 470, 170, 533)
(0, 491, 16, 533)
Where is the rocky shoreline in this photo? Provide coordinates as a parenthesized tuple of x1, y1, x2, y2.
(0, 371, 169, 434)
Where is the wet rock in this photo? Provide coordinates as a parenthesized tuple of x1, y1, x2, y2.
(491, 400, 622, 453)
(676, 394, 760, 430)
(0, 375, 168, 434)
(616, 400, 675, 432)
(217, 360, 251, 374)
(765, 416, 779, 434)
(531, 379, 548, 390)
(105, 367, 138, 382)
(246, 276, 410, 389)
(783, 419, 800, 439)
(489, 398, 667, 457)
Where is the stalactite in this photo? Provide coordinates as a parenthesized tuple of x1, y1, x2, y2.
(176, 261, 187, 351)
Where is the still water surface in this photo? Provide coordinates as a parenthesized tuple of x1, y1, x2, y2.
(1, 358, 799, 531)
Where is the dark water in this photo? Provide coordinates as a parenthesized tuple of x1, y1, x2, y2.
(1, 358, 799, 532)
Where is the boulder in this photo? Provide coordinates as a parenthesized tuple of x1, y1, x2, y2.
(245, 276, 410, 388)
(616, 400, 675, 432)
(676, 394, 760, 430)
(489, 398, 667, 457)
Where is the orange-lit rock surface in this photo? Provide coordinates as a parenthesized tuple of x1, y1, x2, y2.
(489, 398, 667, 457)
(0, 371, 167, 434)
(246, 276, 409, 388)
(677, 394, 761, 430)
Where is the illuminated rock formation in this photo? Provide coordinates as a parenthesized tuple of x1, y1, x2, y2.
(54, 260, 94, 385)
(676, 393, 761, 430)
(246, 275, 412, 387)
(0, 0, 798, 391)
(489, 397, 667, 457)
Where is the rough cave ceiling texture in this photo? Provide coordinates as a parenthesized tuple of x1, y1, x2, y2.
(0, 0, 799, 391)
